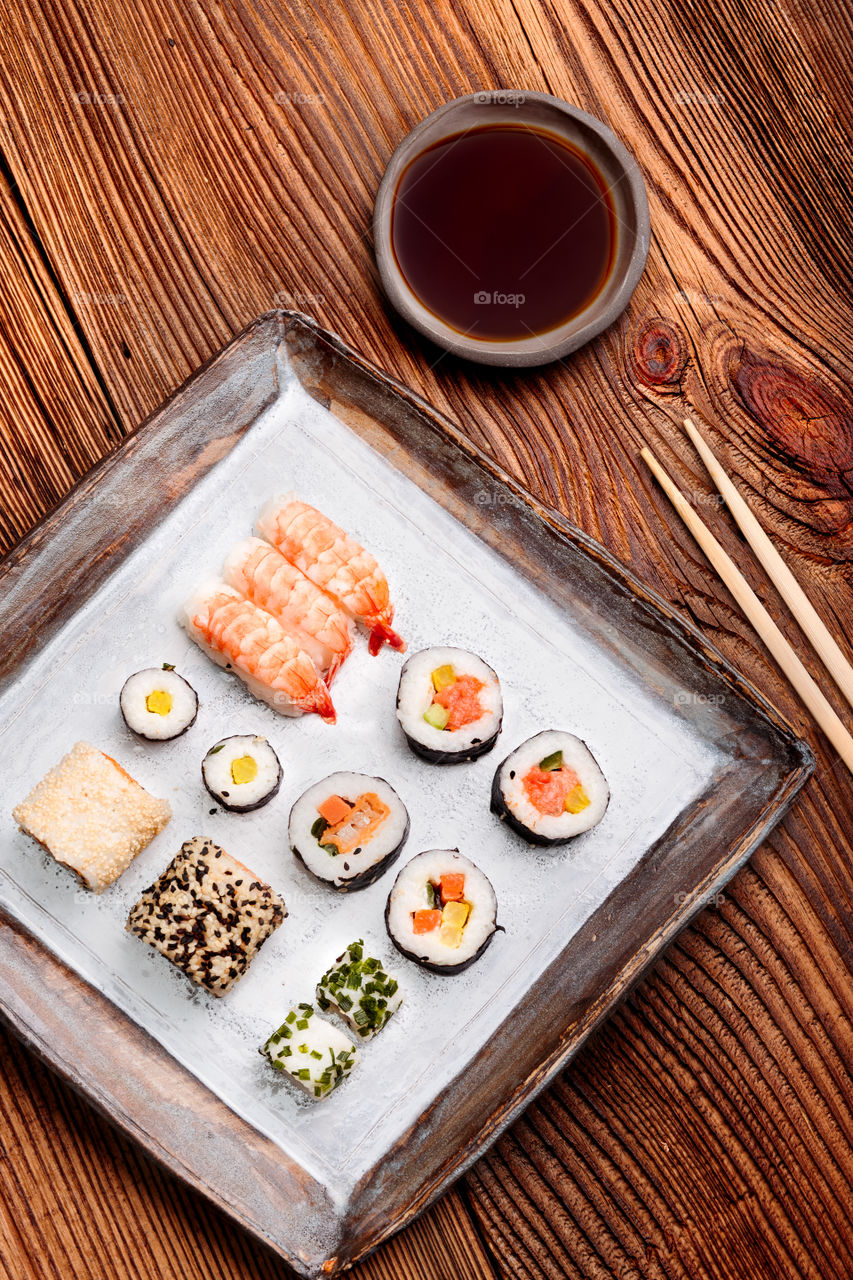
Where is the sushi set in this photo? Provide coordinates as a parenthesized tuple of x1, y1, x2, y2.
(9, 489, 612, 1095)
(0, 314, 812, 1276)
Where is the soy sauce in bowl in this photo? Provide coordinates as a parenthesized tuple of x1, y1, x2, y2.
(389, 123, 617, 342)
(374, 92, 649, 366)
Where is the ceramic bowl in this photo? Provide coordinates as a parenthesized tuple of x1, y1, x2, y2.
(373, 90, 650, 367)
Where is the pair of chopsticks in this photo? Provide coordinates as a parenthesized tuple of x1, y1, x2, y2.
(642, 418, 853, 776)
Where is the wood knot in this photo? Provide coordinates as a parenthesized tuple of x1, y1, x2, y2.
(734, 354, 853, 497)
(630, 319, 687, 390)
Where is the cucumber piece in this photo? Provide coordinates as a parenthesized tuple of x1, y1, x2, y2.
(423, 702, 450, 730)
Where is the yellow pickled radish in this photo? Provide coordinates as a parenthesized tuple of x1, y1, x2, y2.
(145, 689, 173, 716)
(442, 900, 470, 928)
(564, 783, 590, 814)
(230, 755, 258, 786)
(440, 900, 470, 946)
(439, 924, 464, 948)
(431, 664, 456, 691)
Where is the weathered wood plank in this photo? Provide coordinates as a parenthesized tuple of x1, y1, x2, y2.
(0, 168, 120, 553)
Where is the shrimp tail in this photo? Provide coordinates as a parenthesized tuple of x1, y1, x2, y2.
(299, 678, 337, 724)
(368, 620, 406, 656)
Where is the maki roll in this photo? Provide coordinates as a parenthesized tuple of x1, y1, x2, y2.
(385, 849, 498, 973)
(289, 772, 409, 891)
(316, 939, 403, 1039)
(491, 730, 609, 845)
(396, 647, 502, 763)
(261, 1004, 358, 1099)
(202, 735, 282, 812)
(120, 665, 198, 740)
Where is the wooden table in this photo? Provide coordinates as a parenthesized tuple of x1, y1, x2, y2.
(1, 2, 852, 1277)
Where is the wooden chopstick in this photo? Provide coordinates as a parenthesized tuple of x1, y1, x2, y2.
(684, 416, 853, 717)
(640, 444, 853, 774)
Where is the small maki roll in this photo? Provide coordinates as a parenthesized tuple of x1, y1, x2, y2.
(202, 735, 282, 812)
(385, 849, 498, 973)
(289, 772, 409, 891)
(261, 1003, 358, 1099)
(396, 646, 502, 763)
(120, 665, 198, 741)
(491, 730, 609, 845)
(316, 939, 403, 1039)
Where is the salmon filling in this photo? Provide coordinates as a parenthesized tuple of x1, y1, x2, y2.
(313, 792, 390, 856)
(523, 764, 590, 816)
(433, 675, 485, 729)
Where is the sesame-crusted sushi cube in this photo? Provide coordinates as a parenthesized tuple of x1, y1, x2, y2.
(12, 741, 171, 893)
(316, 939, 403, 1040)
(126, 836, 286, 996)
(261, 1004, 358, 1098)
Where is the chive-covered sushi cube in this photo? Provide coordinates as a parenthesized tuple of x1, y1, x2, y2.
(316, 939, 403, 1040)
(12, 741, 171, 893)
(126, 836, 286, 996)
(262, 1004, 358, 1098)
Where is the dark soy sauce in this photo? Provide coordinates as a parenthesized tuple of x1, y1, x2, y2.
(391, 124, 616, 341)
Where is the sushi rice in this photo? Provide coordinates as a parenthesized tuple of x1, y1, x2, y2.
(316, 939, 403, 1039)
(261, 1003, 358, 1099)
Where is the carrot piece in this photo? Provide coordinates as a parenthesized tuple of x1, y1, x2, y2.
(412, 909, 442, 934)
(439, 873, 466, 903)
(317, 794, 352, 826)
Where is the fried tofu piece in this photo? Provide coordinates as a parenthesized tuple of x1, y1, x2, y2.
(13, 741, 171, 893)
(126, 836, 286, 996)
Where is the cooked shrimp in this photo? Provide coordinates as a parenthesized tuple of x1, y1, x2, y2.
(182, 582, 336, 722)
(256, 497, 405, 655)
(223, 537, 353, 682)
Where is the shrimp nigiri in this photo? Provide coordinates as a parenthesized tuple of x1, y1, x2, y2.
(256, 497, 405, 655)
(182, 582, 336, 722)
(223, 537, 353, 682)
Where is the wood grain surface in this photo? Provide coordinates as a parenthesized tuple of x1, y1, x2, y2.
(0, 1, 851, 1279)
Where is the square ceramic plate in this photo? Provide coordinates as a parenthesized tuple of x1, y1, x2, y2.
(0, 313, 812, 1276)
